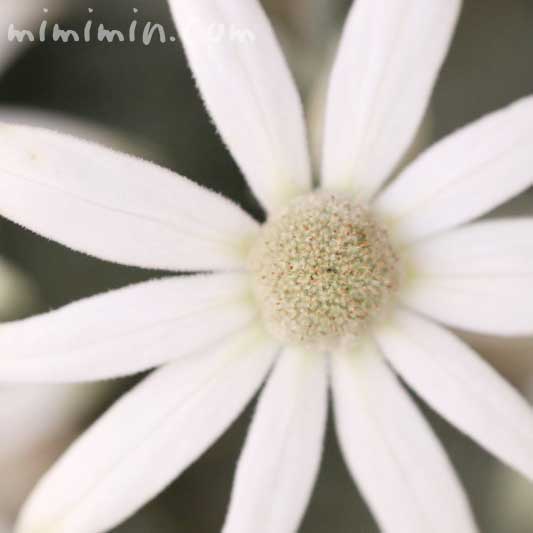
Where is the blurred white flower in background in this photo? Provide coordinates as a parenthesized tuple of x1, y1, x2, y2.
(0, 0, 68, 74)
(0, 1, 51, 321)
(0, 254, 34, 321)
(0, 0, 160, 159)
(0, 218, 88, 532)
(0, 1, 532, 533)
(0, 3, 138, 532)
(0, 384, 96, 528)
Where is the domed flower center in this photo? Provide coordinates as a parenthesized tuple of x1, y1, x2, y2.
(248, 192, 400, 346)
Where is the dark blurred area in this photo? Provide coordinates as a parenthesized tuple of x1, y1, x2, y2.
(0, 1, 532, 532)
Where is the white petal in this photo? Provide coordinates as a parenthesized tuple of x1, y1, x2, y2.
(0, 255, 35, 320)
(0, 124, 258, 271)
(375, 97, 533, 243)
(223, 348, 327, 533)
(376, 310, 533, 482)
(321, 0, 460, 198)
(402, 219, 533, 335)
(0, 273, 255, 382)
(332, 342, 477, 533)
(16, 327, 278, 533)
(167, 0, 311, 212)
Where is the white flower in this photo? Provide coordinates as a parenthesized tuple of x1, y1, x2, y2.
(0, 385, 93, 525)
(0, 2, 43, 320)
(0, 0, 532, 532)
(0, 0, 68, 72)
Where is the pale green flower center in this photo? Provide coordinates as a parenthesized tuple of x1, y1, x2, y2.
(248, 191, 400, 346)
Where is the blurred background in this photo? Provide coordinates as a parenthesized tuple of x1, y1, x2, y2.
(0, 0, 532, 531)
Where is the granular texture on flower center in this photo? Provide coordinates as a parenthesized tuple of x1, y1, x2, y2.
(248, 192, 399, 345)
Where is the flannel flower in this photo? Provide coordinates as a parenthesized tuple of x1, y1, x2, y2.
(1, 1, 533, 532)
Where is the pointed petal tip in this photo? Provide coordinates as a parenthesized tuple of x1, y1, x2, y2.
(322, 0, 461, 198)
(0, 123, 257, 271)
(377, 310, 533, 483)
(167, 0, 312, 212)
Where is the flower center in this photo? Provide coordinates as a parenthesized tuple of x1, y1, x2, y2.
(248, 192, 400, 346)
